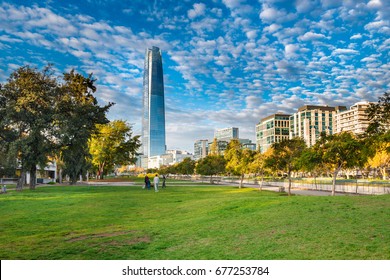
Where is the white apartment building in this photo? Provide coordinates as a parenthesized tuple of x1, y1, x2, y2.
(334, 102, 373, 135)
(289, 105, 347, 147)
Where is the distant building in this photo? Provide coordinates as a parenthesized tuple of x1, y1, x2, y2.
(334, 102, 373, 135)
(256, 113, 291, 153)
(166, 150, 193, 164)
(289, 105, 347, 147)
(194, 140, 209, 160)
(215, 127, 239, 142)
(148, 150, 193, 169)
(242, 142, 257, 151)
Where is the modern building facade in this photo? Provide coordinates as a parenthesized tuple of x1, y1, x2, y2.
(142, 46, 166, 158)
(215, 127, 239, 142)
(334, 102, 373, 135)
(194, 139, 209, 160)
(256, 113, 291, 153)
(289, 105, 347, 147)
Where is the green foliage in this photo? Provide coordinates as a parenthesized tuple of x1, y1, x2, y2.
(366, 91, 390, 134)
(89, 120, 141, 178)
(0, 66, 113, 187)
(195, 155, 226, 178)
(224, 139, 256, 187)
(0, 65, 59, 189)
(265, 138, 306, 195)
(57, 70, 112, 184)
(175, 157, 196, 175)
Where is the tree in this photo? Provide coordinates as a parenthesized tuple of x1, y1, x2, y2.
(195, 155, 226, 183)
(224, 139, 255, 188)
(0, 65, 58, 189)
(89, 120, 141, 179)
(265, 138, 306, 196)
(298, 145, 324, 189)
(366, 91, 390, 134)
(368, 140, 390, 179)
(209, 138, 219, 155)
(175, 157, 196, 175)
(319, 132, 363, 196)
(249, 149, 271, 190)
(55, 70, 112, 184)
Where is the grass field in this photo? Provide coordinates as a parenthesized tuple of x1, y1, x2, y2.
(0, 180, 389, 260)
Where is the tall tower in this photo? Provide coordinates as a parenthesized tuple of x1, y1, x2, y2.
(142, 46, 166, 157)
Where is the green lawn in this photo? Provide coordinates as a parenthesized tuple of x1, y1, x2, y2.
(0, 181, 389, 260)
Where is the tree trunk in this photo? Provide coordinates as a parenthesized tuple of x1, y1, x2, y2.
(332, 165, 342, 196)
(239, 173, 244, 188)
(288, 170, 292, 196)
(29, 166, 37, 190)
(16, 170, 25, 191)
(58, 168, 63, 184)
(259, 173, 264, 191)
(380, 167, 386, 180)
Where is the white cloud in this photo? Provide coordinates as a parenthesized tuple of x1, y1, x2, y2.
(350, 34, 362, 40)
(295, 0, 317, 13)
(188, 3, 206, 19)
(299, 31, 327, 41)
(246, 30, 257, 40)
(263, 23, 282, 33)
(260, 4, 282, 23)
(367, 0, 382, 9)
(331, 48, 359, 55)
(284, 44, 299, 58)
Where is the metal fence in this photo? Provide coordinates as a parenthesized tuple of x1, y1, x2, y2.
(177, 175, 390, 195)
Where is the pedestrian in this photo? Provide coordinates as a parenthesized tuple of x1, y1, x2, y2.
(153, 174, 159, 192)
(144, 175, 150, 190)
(162, 175, 166, 188)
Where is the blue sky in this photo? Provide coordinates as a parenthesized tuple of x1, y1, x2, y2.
(0, 0, 389, 152)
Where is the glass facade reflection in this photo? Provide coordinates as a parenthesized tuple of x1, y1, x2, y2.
(142, 46, 166, 157)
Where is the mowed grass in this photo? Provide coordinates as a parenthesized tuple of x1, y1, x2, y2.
(0, 181, 389, 260)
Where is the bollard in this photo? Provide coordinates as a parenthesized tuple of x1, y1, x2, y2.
(1, 185, 6, 194)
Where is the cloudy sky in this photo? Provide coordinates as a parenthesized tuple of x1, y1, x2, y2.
(0, 0, 389, 152)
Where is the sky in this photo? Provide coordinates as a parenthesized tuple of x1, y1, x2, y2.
(0, 0, 389, 152)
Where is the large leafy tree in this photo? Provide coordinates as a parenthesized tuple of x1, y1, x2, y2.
(318, 132, 363, 196)
(175, 157, 196, 175)
(0, 65, 58, 189)
(56, 70, 112, 184)
(89, 120, 141, 179)
(195, 155, 226, 183)
(265, 138, 306, 196)
(0, 66, 113, 188)
(224, 139, 255, 188)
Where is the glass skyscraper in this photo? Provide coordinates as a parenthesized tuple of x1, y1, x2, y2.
(142, 46, 166, 157)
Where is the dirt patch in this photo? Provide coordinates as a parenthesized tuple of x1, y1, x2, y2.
(108, 236, 151, 246)
(67, 230, 138, 242)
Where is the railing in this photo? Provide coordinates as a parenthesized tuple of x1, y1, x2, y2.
(169, 175, 390, 195)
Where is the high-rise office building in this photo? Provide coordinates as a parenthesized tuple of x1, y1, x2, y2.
(256, 113, 291, 153)
(142, 46, 166, 158)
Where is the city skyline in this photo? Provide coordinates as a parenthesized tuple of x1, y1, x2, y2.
(0, 0, 389, 152)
